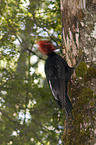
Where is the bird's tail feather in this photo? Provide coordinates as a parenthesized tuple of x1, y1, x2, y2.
(64, 94, 73, 118)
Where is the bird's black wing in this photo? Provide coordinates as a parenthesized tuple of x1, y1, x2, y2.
(45, 53, 72, 117)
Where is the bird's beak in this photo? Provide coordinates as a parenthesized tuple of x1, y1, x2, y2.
(54, 49, 60, 52)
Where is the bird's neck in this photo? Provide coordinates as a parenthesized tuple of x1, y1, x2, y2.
(47, 51, 55, 57)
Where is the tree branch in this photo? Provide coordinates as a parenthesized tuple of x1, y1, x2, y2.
(31, 14, 61, 46)
(26, 48, 45, 60)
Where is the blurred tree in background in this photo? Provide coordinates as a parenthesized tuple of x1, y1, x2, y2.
(0, 0, 96, 144)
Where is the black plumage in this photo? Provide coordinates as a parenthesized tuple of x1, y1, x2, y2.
(37, 40, 75, 118)
(45, 52, 74, 117)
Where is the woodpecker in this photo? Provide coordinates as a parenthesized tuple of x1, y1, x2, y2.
(37, 40, 74, 118)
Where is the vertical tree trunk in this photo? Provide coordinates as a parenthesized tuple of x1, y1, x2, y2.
(60, 0, 96, 66)
(60, 0, 96, 144)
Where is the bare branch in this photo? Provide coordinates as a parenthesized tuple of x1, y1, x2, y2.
(26, 48, 45, 60)
(31, 14, 61, 45)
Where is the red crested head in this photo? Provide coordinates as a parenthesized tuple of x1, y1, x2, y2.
(37, 40, 56, 55)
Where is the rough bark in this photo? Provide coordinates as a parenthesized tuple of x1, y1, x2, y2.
(60, 0, 96, 144)
(60, 0, 96, 66)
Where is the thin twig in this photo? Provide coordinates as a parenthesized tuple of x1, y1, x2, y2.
(26, 48, 45, 60)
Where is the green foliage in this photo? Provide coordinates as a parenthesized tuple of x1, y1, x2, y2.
(0, 69, 64, 144)
(0, 0, 95, 144)
(0, 0, 64, 144)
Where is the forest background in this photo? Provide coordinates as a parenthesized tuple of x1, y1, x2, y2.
(0, 0, 96, 144)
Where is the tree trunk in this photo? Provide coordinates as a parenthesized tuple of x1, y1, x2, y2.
(60, 0, 96, 66)
(60, 0, 96, 144)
